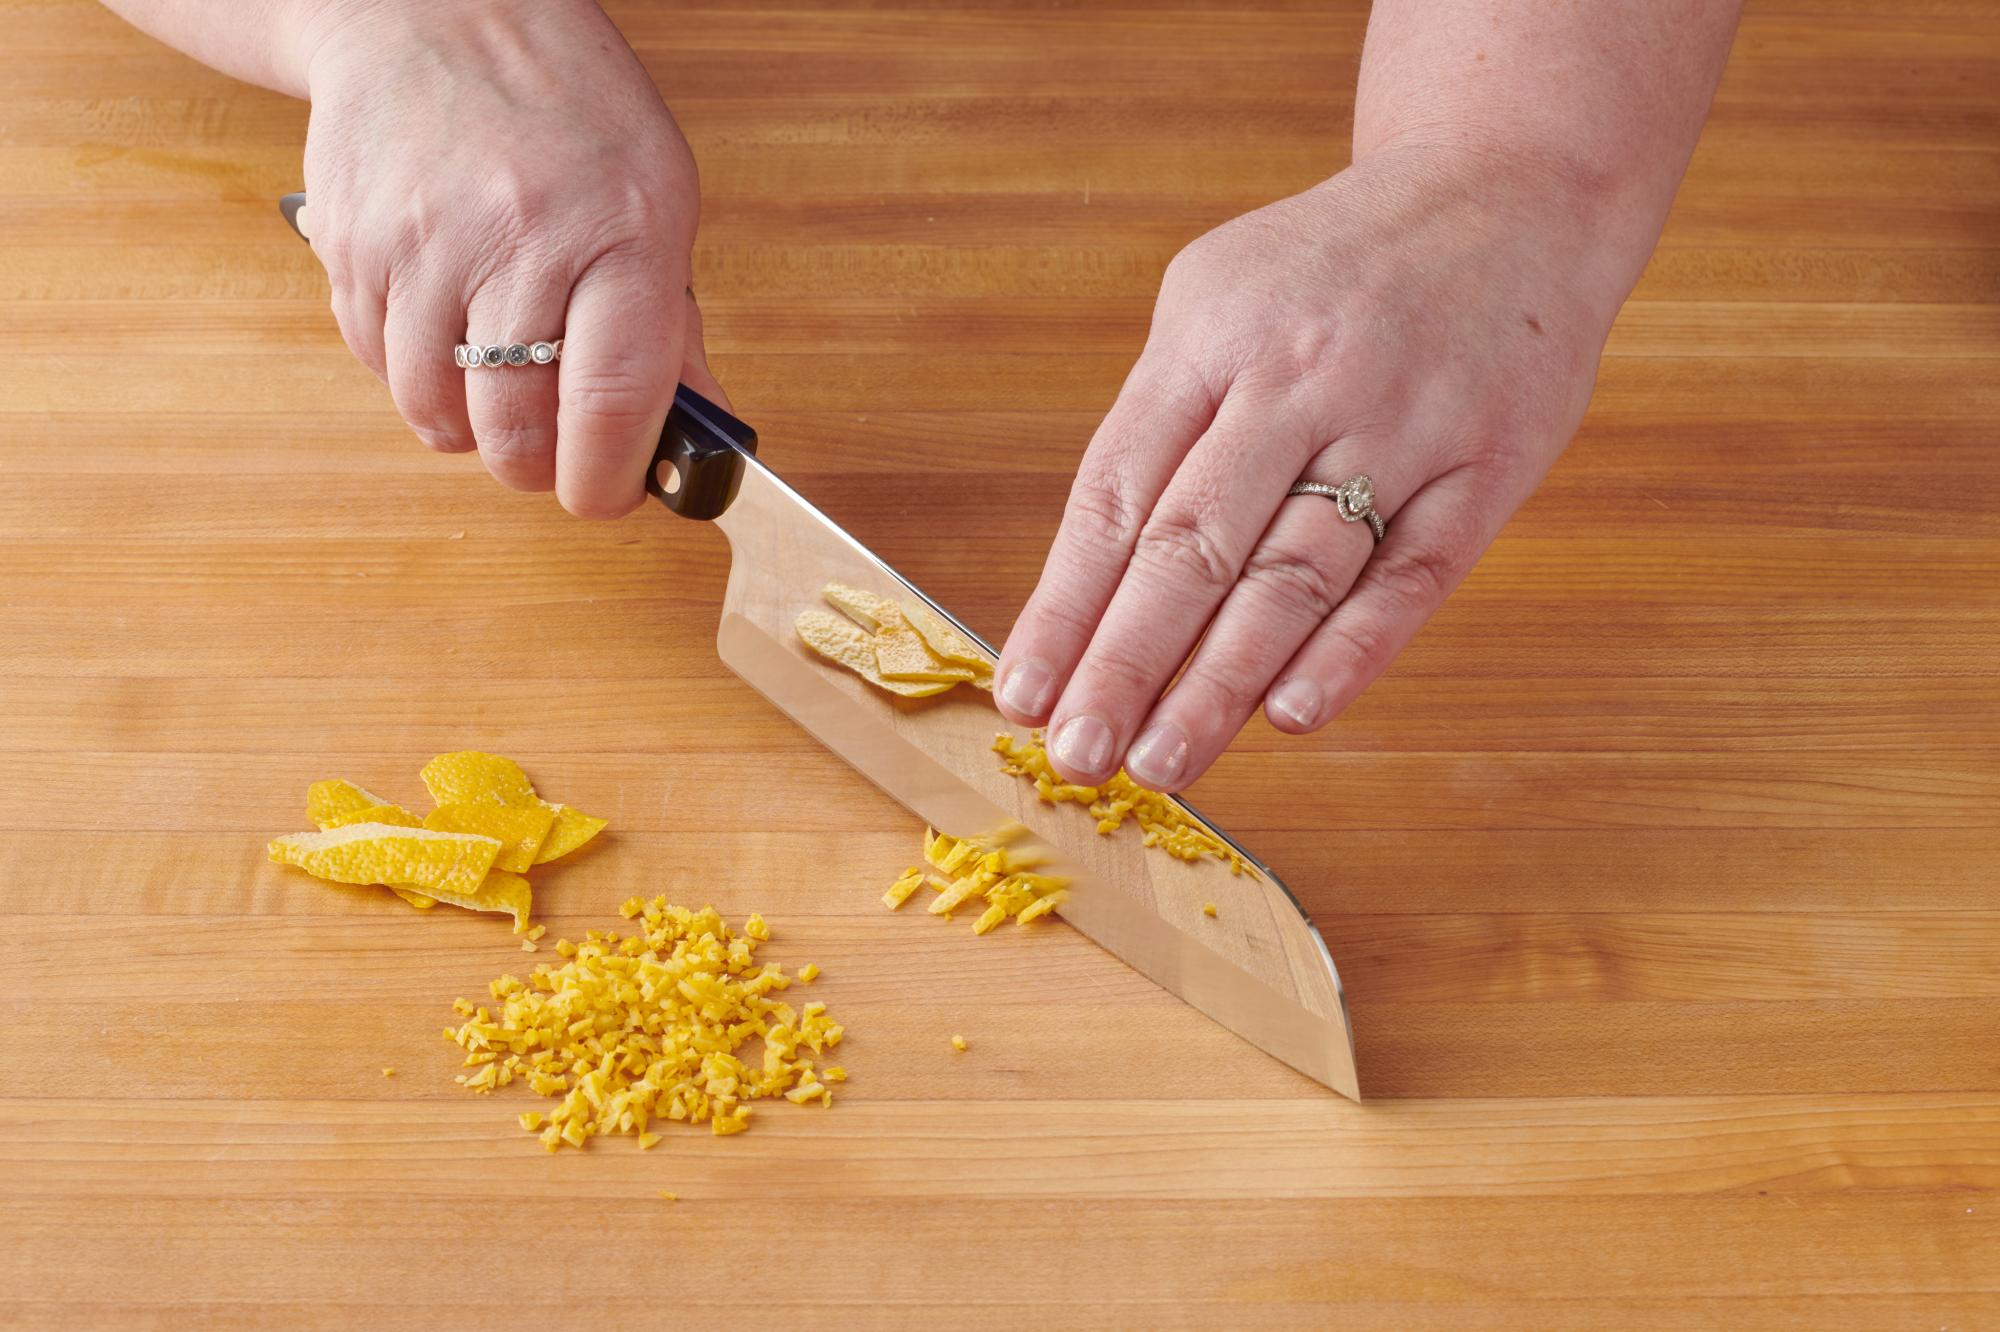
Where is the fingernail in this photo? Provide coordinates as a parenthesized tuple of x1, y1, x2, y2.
(1125, 721, 1190, 789)
(1050, 714, 1114, 778)
(1270, 678, 1324, 730)
(998, 659, 1055, 719)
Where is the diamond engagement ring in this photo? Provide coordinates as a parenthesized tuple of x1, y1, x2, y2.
(1289, 474, 1386, 542)
(455, 339, 562, 369)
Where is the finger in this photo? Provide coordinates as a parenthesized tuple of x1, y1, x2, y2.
(994, 353, 1216, 727)
(308, 213, 387, 385)
(1123, 447, 1412, 791)
(1265, 468, 1498, 734)
(1040, 389, 1322, 784)
(382, 278, 475, 454)
(329, 277, 387, 384)
(555, 250, 686, 519)
(677, 288, 732, 412)
(464, 267, 573, 493)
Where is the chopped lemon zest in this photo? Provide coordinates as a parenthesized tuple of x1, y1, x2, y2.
(445, 904, 841, 1150)
(882, 867, 925, 910)
(799, 963, 820, 982)
(950, 1034, 967, 1052)
(658, 1190, 678, 1201)
(1015, 890, 1067, 924)
(381, 1067, 395, 1078)
(995, 731, 1249, 873)
(1202, 902, 1219, 917)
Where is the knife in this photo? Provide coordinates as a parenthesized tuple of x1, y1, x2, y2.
(279, 193, 1360, 1099)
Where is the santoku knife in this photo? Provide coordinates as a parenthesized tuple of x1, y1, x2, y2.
(279, 193, 1360, 1098)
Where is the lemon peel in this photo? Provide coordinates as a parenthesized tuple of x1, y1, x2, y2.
(269, 823, 501, 897)
(796, 608, 953, 698)
(308, 779, 405, 830)
(420, 751, 538, 808)
(821, 582, 903, 634)
(900, 599, 993, 687)
(423, 800, 558, 874)
(874, 629, 978, 684)
(330, 802, 423, 830)
(418, 750, 605, 863)
(536, 804, 608, 864)
(280, 754, 602, 925)
(798, 584, 992, 699)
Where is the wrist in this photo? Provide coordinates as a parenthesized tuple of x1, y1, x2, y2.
(1343, 136, 1655, 327)
(290, 0, 607, 98)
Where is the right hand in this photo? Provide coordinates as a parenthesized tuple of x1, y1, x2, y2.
(297, 0, 726, 517)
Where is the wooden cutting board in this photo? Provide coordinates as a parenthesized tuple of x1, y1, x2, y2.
(3, 1, 1997, 1326)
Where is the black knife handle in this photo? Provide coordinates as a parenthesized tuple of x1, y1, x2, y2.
(275, 190, 756, 522)
(652, 384, 757, 521)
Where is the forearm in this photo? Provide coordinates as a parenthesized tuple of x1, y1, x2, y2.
(99, 0, 373, 96)
(1354, 0, 1741, 303)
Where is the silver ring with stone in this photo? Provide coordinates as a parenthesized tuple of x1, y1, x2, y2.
(1289, 475, 1385, 543)
(455, 339, 562, 369)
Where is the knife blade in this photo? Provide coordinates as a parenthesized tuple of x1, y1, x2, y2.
(278, 192, 1359, 1098)
(660, 387, 1359, 1099)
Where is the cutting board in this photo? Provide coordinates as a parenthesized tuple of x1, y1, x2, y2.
(3, 1, 1997, 1326)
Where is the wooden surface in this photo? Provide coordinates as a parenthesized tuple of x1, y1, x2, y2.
(3, 0, 1998, 1326)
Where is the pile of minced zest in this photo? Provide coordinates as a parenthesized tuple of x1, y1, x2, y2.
(447, 898, 844, 1151)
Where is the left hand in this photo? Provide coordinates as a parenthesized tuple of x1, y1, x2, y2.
(994, 143, 1626, 789)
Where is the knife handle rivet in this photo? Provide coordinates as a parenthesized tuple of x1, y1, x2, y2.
(655, 460, 684, 496)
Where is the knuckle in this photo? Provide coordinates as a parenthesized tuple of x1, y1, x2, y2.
(1333, 607, 1399, 677)
(1367, 540, 1464, 617)
(476, 421, 557, 464)
(1133, 507, 1234, 591)
(1175, 660, 1262, 723)
(1021, 587, 1098, 648)
(562, 369, 663, 435)
(1081, 635, 1165, 703)
(1275, 317, 1344, 382)
(388, 378, 456, 435)
(1063, 473, 1145, 551)
(1239, 540, 1344, 626)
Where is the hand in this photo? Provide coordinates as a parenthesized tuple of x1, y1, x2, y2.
(298, 0, 725, 517)
(995, 144, 1625, 789)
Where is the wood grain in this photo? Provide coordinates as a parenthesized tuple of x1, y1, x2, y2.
(2, 0, 1997, 1326)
